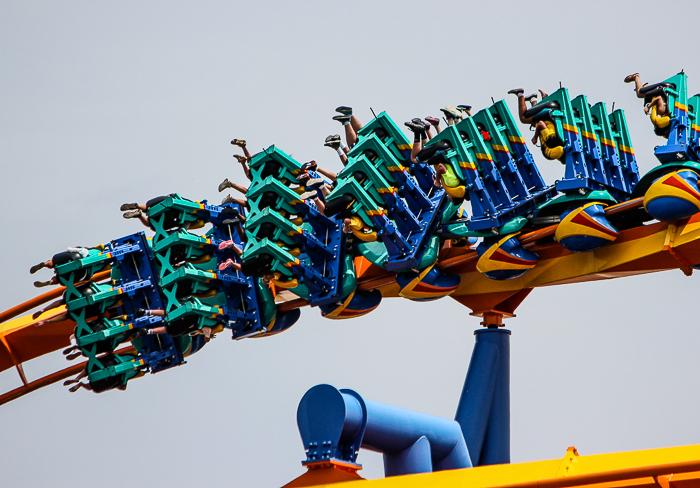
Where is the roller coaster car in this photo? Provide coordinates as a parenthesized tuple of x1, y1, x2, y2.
(531, 111, 566, 162)
(146, 194, 205, 241)
(75, 316, 151, 357)
(151, 229, 216, 276)
(85, 352, 142, 393)
(53, 248, 111, 285)
(643, 73, 690, 162)
(352, 113, 436, 193)
(248, 145, 301, 187)
(523, 100, 561, 119)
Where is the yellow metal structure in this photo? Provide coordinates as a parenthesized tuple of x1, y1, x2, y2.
(284, 445, 700, 487)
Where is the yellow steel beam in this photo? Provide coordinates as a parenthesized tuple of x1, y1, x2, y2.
(283, 444, 700, 488)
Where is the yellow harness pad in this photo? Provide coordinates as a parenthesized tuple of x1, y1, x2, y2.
(650, 105, 671, 129)
(540, 121, 565, 160)
(442, 182, 466, 199)
(348, 216, 378, 242)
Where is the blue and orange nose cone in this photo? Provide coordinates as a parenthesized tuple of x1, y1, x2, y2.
(555, 202, 619, 253)
(644, 169, 700, 222)
(320, 289, 382, 320)
(476, 234, 538, 281)
(396, 265, 460, 301)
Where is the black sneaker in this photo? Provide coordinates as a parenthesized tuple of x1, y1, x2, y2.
(301, 161, 318, 172)
(120, 203, 139, 211)
(324, 134, 341, 149)
(29, 262, 44, 274)
(457, 105, 472, 112)
(507, 88, 525, 96)
(131, 329, 147, 340)
(525, 93, 538, 104)
(332, 114, 352, 124)
(411, 118, 428, 129)
(33, 280, 51, 288)
(218, 178, 232, 192)
(404, 121, 425, 133)
(123, 209, 142, 219)
(135, 308, 148, 318)
(335, 106, 353, 115)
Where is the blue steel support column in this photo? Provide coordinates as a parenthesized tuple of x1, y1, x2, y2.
(454, 328, 511, 466)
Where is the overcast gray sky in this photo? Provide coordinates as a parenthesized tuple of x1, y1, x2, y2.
(2, 1, 700, 486)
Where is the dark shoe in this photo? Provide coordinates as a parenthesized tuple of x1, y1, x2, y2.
(332, 114, 352, 124)
(222, 217, 240, 225)
(296, 172, 310, 182)
(123, 209, 142, 219)
(29, 262, 45, 274)
(233, 154, 247, 164)
(404, 121, 425, 133)
(324, 134, 341, 149)
(411, 117, 428, 129)
(221, 194, 234, 205)
(131, 329, 147, 340)
(33, 280, 51, 288)
(508, 88, 525, 96)
(221, 206, 239, 216)
(230, 138, 247, 147)
(335, 106, 353, 115)
(120, 203, 139, 211)
(301, 161, 317, 172)
(135, 308, 148, 318)
(624, 73, 639, 83)
(524, 93, 538, 104)
(218, 178, 232, 192)
(425, 117, 440, 126)
(457, 105, 472, 113)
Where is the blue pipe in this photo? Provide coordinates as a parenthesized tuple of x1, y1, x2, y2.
(362, 398, 472, 474)
(454, 328, 511, 466)
(297, 384, 472, 476)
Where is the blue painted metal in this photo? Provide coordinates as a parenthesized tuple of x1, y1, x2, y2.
(454, 328, 511, 466)
(209, 204, 266, 337)
(297, 384, 472, 477)
(105, 232, 185, 373)
(337, 121, 450, 271)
